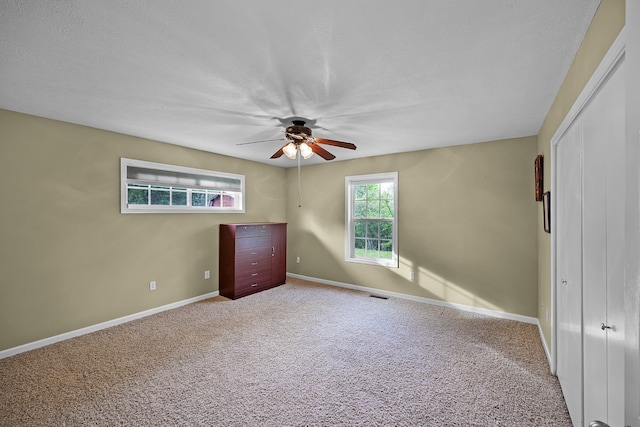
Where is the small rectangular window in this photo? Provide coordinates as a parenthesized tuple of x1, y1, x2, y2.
(121, 158, 245, 214)
(345, 172, 398, 267)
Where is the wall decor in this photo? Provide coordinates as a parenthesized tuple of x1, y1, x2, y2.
(535, 155, 543, 201)
(543, 191, 551, 233)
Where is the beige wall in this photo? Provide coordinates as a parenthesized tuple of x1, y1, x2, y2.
(286, 137, 539, 317)
(0, 109, 286, 351)
(536, 0, 625, 351)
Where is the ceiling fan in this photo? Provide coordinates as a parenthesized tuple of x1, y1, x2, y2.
(237, 119, 357, 207)
(239, 120, 356, 161)
(271, 120, 357, 161)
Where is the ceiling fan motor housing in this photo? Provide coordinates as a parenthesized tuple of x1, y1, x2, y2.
(287, 120, 312, 137)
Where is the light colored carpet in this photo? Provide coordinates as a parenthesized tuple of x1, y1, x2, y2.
(0, 279, 571, 426)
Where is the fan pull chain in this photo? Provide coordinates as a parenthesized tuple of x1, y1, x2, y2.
(297, 150, 302, 207)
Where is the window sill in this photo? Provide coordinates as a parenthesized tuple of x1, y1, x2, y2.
(345, 256, 398, 268)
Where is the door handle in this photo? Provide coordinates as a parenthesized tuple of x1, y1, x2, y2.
(600, 323, 612, 331)
(561, 279, 567, 285)
(589, 421, 609, 427)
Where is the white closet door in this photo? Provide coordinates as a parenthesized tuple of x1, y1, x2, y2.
(556, 117, 584, 426)
(581, 60, 626, 427)
(582, 75, 610, 424)
(603, 62, 625, 427)
(555, 57, 625, 427)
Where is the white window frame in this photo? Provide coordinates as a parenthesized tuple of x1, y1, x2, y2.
(121, 158, 245, 214)
(345, 172, 398, 268)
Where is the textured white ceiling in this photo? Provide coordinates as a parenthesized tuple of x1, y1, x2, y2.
(0, 0, 600, 167)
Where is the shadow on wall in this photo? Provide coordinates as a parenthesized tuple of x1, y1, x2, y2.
(291, 228, 352, 281)
(293, 226, 505, 313)
(396, 257, 503, 312)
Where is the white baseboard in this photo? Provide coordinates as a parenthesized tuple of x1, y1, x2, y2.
(0, 291, 219, 360)
(4, 275, 547, 362)
(287, 273, 538, 324)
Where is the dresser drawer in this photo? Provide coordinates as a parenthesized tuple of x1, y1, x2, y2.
(235, 256, 272, 273)
(235, 225, 255, 238)
(255, 224, 273, 236)
(236, 258, 271, 275)
(235, 246, 272, 263)
(235, 266, 272, 290)
(235, 235, 272, 250)
(233, 282, 272, 299)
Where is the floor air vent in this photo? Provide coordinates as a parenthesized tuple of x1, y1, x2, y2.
(369, 294, 388, 300)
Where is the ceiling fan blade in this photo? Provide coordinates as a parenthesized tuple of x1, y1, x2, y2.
(237, 138, 285, 146)
(270, 146, 286, 159)
(314, 138, 357, 150)
(311, 143, 336, 161)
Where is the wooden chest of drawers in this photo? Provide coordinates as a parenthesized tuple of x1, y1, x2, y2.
(219, 223, 287, 299)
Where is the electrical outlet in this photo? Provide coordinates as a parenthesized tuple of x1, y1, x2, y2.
(149, 281, 156, 291)
(204, 270, 210, 279)
(409, 271, 415, 281)
(296, 256, 300, 263)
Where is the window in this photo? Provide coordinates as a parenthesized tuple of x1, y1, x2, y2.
(345, 172, 398, 267)
(121, 158, 244, 213)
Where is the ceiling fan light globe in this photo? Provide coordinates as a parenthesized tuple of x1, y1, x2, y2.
(283, 142, 297, 159)
(299, 142, 313, 159)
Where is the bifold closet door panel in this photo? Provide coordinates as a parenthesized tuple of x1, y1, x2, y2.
(582, 87, 609, 423)
(555, 117, 584, 427)
(581, 58, 626, 427)
(602, 64, 625, 426)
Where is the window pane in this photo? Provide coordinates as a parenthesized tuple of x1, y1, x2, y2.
(205, 190, 217, 201)
(380, 199, 394, 218)
(150, 189, 170, 205)
(354, 221, 366, 238)
(222, 194, 235, 208)
(365, 239, 379, 257)
(128, 188, 148, 205)
(380, 221, 392, 239)
(380, 240, 393, 258)
(354, 185, 367, 200)
(192, 192, 206, 207)
(172, 190, 187, 206)
(354, 201, 367, 218)
(367, 184, 379, 199)
(355, 238, 366, 256)
(208, 193, 221, 206)
(367, 200, 380, 218)
(366, 221, 379, 239)
(380, 183, 394, 199)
